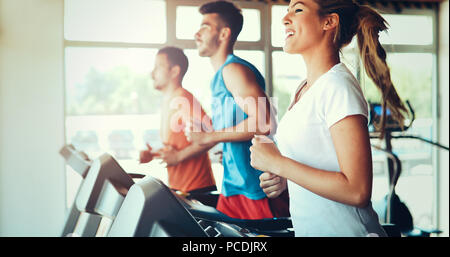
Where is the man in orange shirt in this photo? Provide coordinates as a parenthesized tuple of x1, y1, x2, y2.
(140, 46, 216, 194)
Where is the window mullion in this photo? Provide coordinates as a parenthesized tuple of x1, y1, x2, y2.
(166, 0, 177, 45)
(263, 3, 273, 97)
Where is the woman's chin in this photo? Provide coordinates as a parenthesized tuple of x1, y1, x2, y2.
(283, 45, 296, 54)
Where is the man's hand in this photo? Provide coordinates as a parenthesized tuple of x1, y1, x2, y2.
(156, 145, 180, 167)
(184, 120, 212, 146)
(139, 143, 161, 163)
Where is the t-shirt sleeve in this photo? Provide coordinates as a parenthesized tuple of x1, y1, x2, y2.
(319, 75, 369, 128)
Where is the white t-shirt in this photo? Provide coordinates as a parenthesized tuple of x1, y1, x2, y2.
(275, 63, 387, 237)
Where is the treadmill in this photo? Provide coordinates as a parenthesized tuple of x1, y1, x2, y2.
(59, 145, 143, 236)
(60, 145, 293, 237)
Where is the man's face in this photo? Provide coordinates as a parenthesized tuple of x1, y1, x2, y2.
(194, 13, 222, 57)
(151, 53, 172, 91)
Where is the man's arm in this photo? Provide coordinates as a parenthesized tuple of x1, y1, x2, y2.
(158, 141, 216, 166)
(220, 62, 274, 138)
(159, 93, 217, 166)
(187, 63, 276, 145)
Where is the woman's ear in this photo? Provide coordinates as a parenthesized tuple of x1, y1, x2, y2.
(323, 13, 339, 31)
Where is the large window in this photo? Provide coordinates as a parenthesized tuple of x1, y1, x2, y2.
(64, 0, 440, 231)
(64, 0, 167, 43)
(64, 0, 169, 207)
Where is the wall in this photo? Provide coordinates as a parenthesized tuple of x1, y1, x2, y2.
(0, 0, 66, 236)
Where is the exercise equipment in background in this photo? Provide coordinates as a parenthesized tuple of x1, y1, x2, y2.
(59, 145, 144, 236)
(369, 101, 448, 237)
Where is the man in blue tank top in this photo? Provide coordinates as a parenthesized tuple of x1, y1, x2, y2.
(185, 0, 289, 220)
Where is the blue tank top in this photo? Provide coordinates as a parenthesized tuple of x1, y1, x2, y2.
(211, 54, 267, 200)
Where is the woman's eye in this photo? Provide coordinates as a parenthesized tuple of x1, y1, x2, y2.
(295, 9, 303, 13)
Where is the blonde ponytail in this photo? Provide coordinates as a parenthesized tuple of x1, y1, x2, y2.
(356, 5, 408, 137)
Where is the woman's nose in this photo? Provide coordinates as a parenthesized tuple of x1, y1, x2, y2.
(282, 13, 291, 26)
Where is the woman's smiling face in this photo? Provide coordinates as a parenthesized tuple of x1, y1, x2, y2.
(282, 0, 325, 54)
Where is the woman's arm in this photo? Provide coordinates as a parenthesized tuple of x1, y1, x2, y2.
(250, 114, 372, 208)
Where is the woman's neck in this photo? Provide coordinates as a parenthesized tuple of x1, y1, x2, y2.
(302, 45, 340, 87)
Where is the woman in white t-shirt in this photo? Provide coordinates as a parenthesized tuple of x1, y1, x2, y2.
(249, 0, 409, 236)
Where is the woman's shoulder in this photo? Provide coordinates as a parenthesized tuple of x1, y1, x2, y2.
(320, 63, 359, 89)
(311, 64, 366, 108)
(311, 64, 361, 100)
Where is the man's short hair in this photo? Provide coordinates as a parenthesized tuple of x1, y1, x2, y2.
(157, 46, 189, 80)
(199, 1, 243, 46)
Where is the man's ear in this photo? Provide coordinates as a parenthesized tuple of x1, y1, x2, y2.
(323, 13, 339, 31)
(219, 27, 232, 42)
(170, 65, 181, 80)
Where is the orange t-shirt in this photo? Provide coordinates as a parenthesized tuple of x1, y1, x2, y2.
(162, 87, 215, 193)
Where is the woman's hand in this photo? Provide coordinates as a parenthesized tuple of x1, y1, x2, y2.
(259, 172, 287, 198)
(249, 135, 282, 174)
